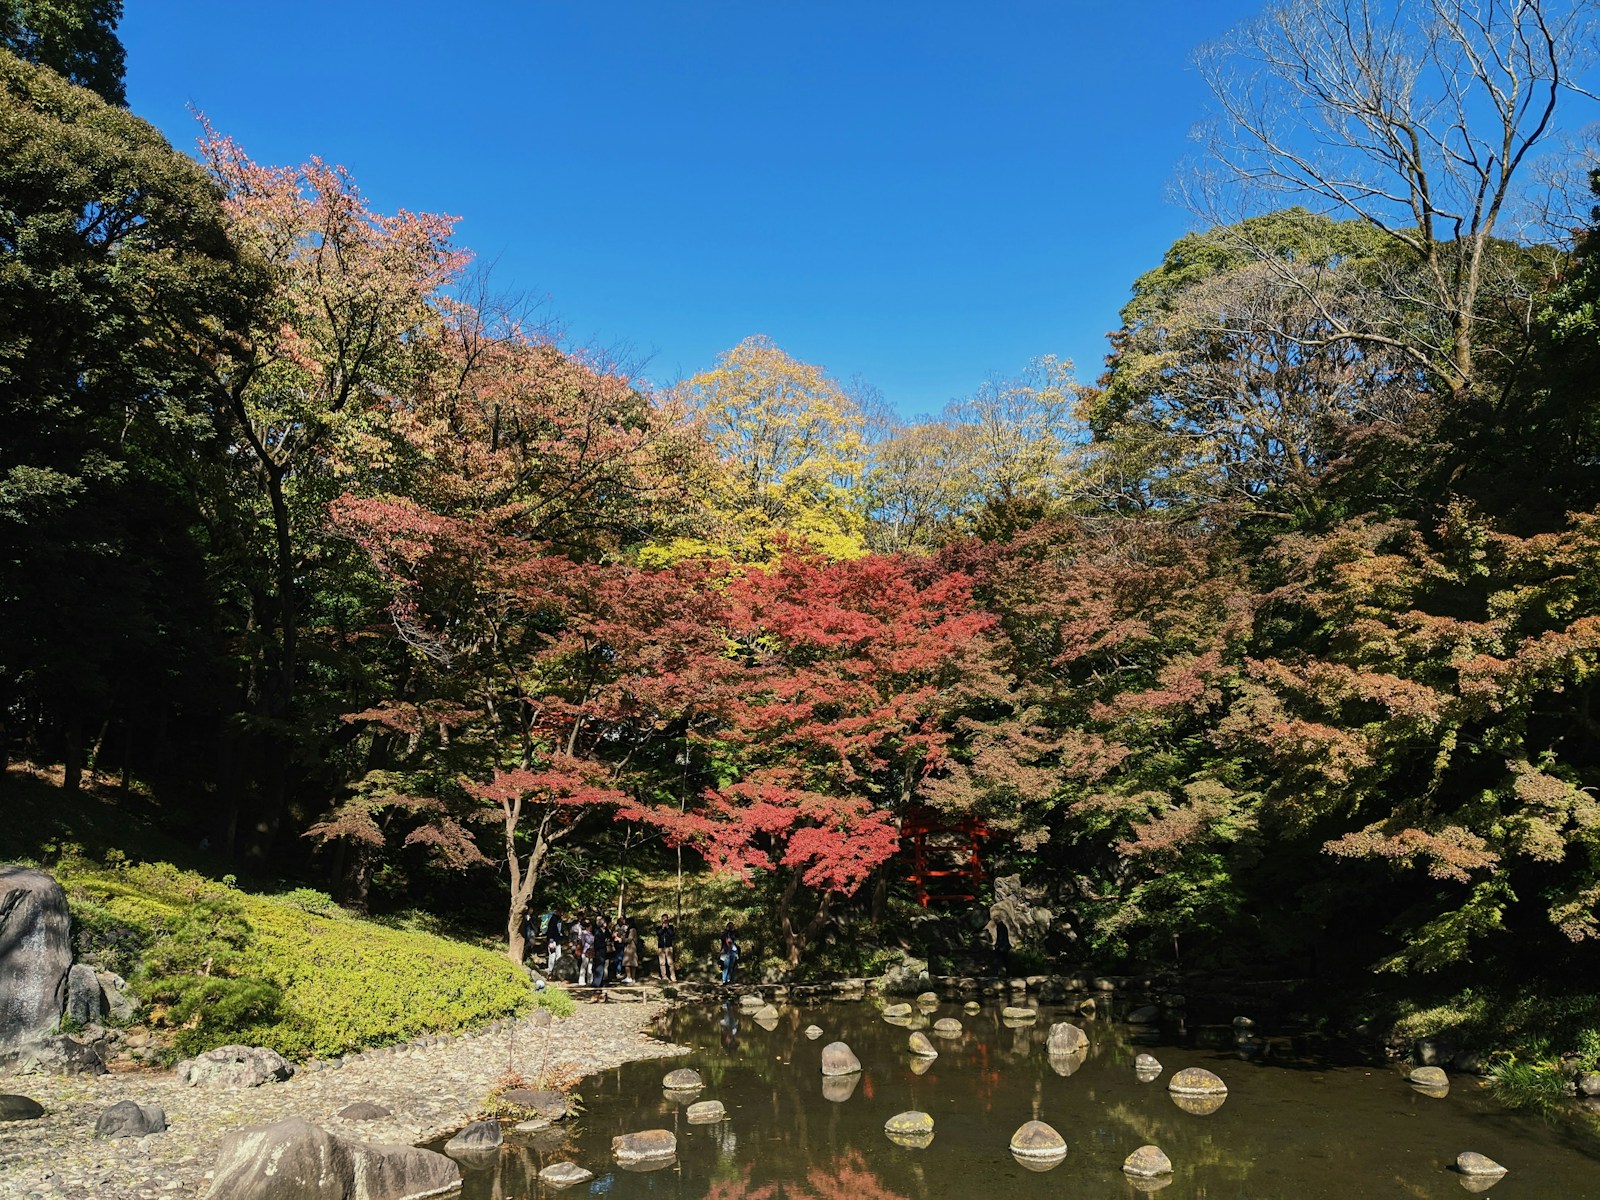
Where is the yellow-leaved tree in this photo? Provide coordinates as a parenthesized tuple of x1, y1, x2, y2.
(661, 335, 870, 562)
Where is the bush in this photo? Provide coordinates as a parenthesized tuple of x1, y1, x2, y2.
(56, 857, 561, 1060)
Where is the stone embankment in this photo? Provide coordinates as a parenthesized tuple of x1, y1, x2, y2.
(0, 998, 682, 1200)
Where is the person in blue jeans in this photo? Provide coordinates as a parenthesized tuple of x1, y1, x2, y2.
(719, 922, 739, 984)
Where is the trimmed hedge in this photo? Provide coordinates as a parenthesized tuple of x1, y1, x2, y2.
(58, 859, 571, 1060)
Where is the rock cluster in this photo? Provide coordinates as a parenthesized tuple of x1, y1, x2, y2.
(203, 1116, 460, 1200)
(175, 1045, 294, 1089)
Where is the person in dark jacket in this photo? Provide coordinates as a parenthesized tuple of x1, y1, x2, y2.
(656, 913, 677, 981)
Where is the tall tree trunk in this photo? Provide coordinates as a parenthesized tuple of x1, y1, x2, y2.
(779, 871, 834, 971)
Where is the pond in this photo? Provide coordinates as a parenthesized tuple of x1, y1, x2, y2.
(434, 997, 1600, 1198)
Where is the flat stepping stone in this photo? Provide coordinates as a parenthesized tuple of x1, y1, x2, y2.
(613, 1129, 677, 1161)
(502, 1088, 568, 1117)
(685, 1100, 726, 1124)
(884, 1110, 934, 1147)
(336, 1102, 392, 1120)
(1001, 1006, 1036, 1021)
(1124, 1144, 1173, 1177)
(541, 1161, 594, 1187)
(444, 1119, 502, 1154)
(882, 1002, 913, 1018)
(513, 1118, 552, 1132)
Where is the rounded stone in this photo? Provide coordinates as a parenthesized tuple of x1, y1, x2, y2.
(1134, 1053, 1162, 1075)
(804, 1025, 824, 1040)
(1168, 1067, 1227, 1095)
(1009, 1119, 1067, 1160)
(915, 991, 940, 1009)
(1124, 1144, 1173, 1177)
(444, 1119, 503, 1154)
(885, 1110, 934, 1136)
(962, 1000, 982, 1015)
(662, 1068, 703, 1090)
(685, 1100, 726, 1124)
(540, 1161, 594, 1188)
(613, 1129, 677, 1161)
(0, 1095, 44, 1121)
(1410, 1065, 1449, 1087)
(821, 1041, 862, 1075)
(1127, 1005, 1160, 1024)
(882, 1002, 913, 1019)
(1001, 1005, 1036, 1022)
(753, 1004, 780, 1022)
(908, 1031, 938, 1058)
(1457, 1151, 1508, 1177)
(932, 1017, 962, 1037)
(94, 1100, 166, 1138)
(1046, 1022, 1088, 1053)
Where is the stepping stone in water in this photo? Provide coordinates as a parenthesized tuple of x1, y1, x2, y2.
(541, 1161, 594, 1188)
(1123, 1144, 1172, 1177)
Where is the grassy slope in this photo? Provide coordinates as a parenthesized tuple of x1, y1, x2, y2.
(1, 765, 570, 1060)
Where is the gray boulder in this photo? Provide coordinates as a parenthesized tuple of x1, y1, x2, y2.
(0, 1033, 105, 1075)
(685, 1100, 726, 1123)
(820, 1041, 861, 1076)
(96, 971, 137, 1024)
(176, 1045, 293, 1088)
(1456, 1151, 1508, 1177)
(1409, 1066, 1449, 1087)
(502, 1087, 567, 1118)
(95, 1100, 167, 1138)
(204, 1116, 460, 1200)
(443, 1119, 501, 1155)
(879, 955, 930, 995)
(0, 1094, 44, 1120)
(0, 867, 72, 1049)
(1047, 1022, 1088, 1053)
(64, 964, 104, 1027)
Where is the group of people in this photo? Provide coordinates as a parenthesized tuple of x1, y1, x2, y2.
(526, 910, 683, 985)
(522, 909, 741, 985)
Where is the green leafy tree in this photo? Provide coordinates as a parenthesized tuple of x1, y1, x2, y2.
(1, 0, 124, 103)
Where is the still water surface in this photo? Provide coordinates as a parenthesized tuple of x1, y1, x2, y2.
(439, 999, 1600, 1199)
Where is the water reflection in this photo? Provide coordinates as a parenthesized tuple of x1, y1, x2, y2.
(437, 999, 1600, 1200)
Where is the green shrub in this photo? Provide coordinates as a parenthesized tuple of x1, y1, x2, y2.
(1486, 1053, 1572, 1113)
(55, 856, 558, 1060)
(132, 893, 283, 1057)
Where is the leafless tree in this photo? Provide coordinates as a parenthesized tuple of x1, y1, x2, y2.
(1192, 0, 1598, 400)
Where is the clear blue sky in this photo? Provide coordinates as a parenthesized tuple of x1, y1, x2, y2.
(121, 2, 1262, 418)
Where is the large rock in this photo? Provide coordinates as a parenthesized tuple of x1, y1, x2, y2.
(64, 964, 103, 1028)
(821, 1041, 861, 1075)
(908, 1031, 938, 1058)
(203, 1116, 461, 1200)
(0, 1031, 106, 1075)
(612, 1129, 676, 1161)
(0, 1094, 44, 1120)
(95, 971, 137, 1024)
(176, 1045, 293, 1088)
(0, 867, 71, 1049)
(1047, 1022, 1088, 1053)
(443, 1119, 501, 1155)
(502, 1088, 567, 1118)
(662, 1068, 703, 1090)
(881, 1002, 913, 1019)
(1124, 1144, 1173, 1177)
(95, 1100, 167, 1138)
(1009, 1119, 1067, 1161)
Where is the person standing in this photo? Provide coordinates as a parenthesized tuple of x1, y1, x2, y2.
(593, 919, 611, 988)
(991, 917, 1012, 979)
(719, 921, 739, 985)
(578, 920, 594, 986)
(656, 913, 677, 982)
(622, 921, 640, 983)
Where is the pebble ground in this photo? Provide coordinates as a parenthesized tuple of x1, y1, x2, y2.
(0, 998, 683, 1200)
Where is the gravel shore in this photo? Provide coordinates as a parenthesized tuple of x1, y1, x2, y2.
(0, 998, 683, 1200)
